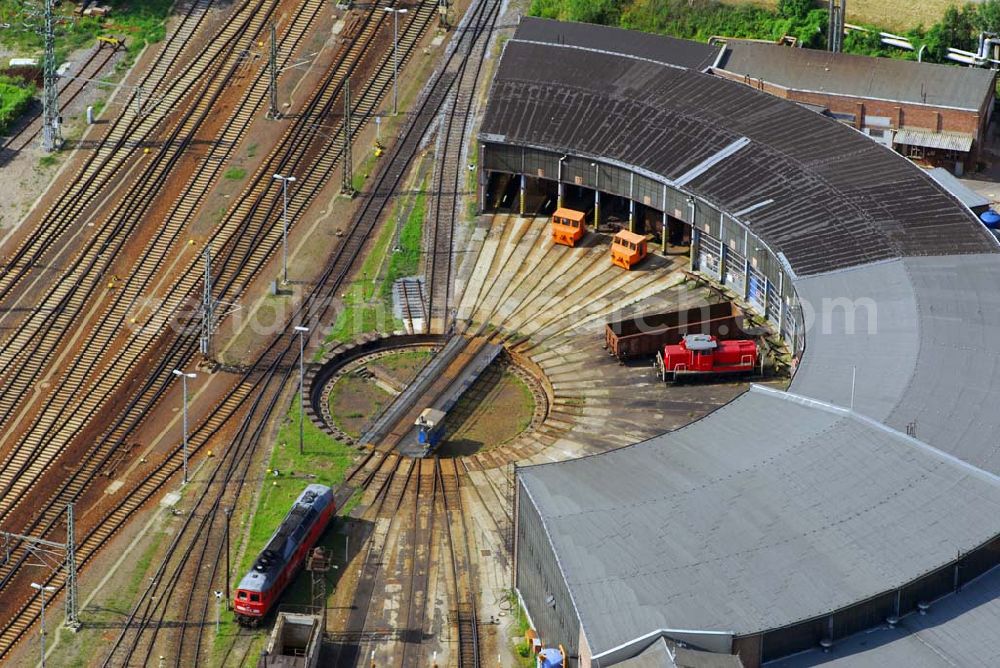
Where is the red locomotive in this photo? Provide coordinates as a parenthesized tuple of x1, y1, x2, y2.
(656, 334, 757, 382)
(234, 484, 336, 625)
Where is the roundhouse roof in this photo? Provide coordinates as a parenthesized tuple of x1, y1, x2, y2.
(494, 18, 1000, 662)
(481, 22, 997, 277)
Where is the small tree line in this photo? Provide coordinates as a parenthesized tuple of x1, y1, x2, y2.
(529, 0, 1000, 64)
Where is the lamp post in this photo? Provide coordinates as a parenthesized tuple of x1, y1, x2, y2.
(30, 583, 56, 668)
(384, 8, 408, 115)
(213, 590, 223, 634)
(294, 326, 309, 454)
(557, 155, 567, 209)
(591, 161, 599, 227)
(272, 174, 296, 284)
(223, 506, 232, 609)
(172, 369, 197, 484)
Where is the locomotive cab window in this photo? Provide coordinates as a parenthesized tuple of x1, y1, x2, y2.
(237, 591, 248, 600)
(250, 593, 260, 602)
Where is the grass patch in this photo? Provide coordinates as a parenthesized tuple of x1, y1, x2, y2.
(213, 398, 357, 662)
(0, 0, 174, 63)
(246, 143, 258, 157)
(351, 149, 380, 192)
(509, 591, 535, 667)
(0, 75, 34, 134)
(381, 185, 426, 300)
(236, 396, 356, 577)
(38, 154, 58, 168)
(224, 166, 247, 180)
(322, 198, 404, 347)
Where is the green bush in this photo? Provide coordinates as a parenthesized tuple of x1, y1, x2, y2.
(528, 0, 1000, 64)
(0, 76, 34, 134)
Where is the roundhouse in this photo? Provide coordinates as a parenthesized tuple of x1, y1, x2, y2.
(481, 18, 1000, 668)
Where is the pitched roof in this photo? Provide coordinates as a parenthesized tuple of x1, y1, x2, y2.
(716, 41, 995, 111)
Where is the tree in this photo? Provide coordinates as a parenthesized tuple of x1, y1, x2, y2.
(979, 0, 1000, 34)
(925, 4, 978, 62)
(565, 0, 622, 25)
(777, 0, 814, 21)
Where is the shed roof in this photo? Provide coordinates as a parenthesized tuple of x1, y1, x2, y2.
(893, 128, 974, 152)
(519, 386, 1000, 655)
(498, 19, 1000, 665)
(715, 41, 996, 111)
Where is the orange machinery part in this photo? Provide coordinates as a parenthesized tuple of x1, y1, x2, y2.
(611, 229, 648, 269)
(551, 207, 587, 247)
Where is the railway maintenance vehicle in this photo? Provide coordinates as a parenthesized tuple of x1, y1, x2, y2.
(551, 207, 587, 247)
(656, 333, 757, 382)
(611, 229, 648, 269)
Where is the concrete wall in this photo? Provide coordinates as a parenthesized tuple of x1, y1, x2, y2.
(516, 479, 582, 664)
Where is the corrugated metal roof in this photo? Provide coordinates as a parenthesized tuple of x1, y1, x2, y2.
(519, 387, 1000, 654)
(514, 17, 722, 71)
(893, 128, 974, 152)
(716, 41, 996, 111)
(481, 37, 997, 277)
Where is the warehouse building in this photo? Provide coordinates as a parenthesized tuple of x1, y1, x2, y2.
(711, 42, 997, 174)
(483, 18, 1000, 668)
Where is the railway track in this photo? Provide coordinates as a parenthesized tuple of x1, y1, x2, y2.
(0, 0, 300, 531)
(424, 0, 497, 334)
(0, 0, 496, 656)
(0, 0, 215, 304)
(438, 457, 481, 668)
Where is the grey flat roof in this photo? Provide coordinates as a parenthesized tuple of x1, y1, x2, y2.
(716, 41, 995, 111)
(614, 637, 744, 667)
(520, 387, 1000, 653)
(482, 34, 997, 277)
(513, 17, 722, 71)
(792, 254, 1000, 475)
(926, 167, 991, 210)
(769, 566, 1000, 667)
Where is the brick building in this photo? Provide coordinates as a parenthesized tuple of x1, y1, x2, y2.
(713, 42, 997, 174)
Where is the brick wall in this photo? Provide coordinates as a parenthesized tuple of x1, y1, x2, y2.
(713, 68, 994, 165)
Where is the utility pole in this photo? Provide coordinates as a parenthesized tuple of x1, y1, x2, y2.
(2, 506, 81, 631)
(64, 504, 80, 631)
(41, 0, 62, 151)
(272, 174, 296, 284)
(828, 0, 846, 53)
(307, 547, 329, 626)
(340, 76, 355, 197)
(438, 0, 449, 29)
(31, 583, 56, 668)
(295, 326, 309, 454)
(201, 247, 214, 356)
(384, 8, 408, 115)
(223, 507, 232, 609)
(268, 23, 279, 119)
